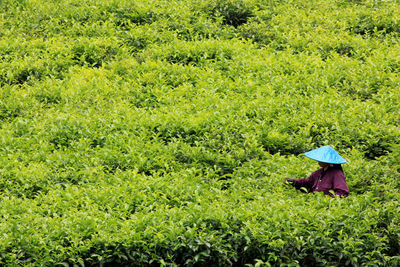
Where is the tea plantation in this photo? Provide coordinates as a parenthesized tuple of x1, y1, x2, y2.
(0, 0, 399, 265)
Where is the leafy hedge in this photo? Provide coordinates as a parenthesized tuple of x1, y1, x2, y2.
(0, 0, 399, 266)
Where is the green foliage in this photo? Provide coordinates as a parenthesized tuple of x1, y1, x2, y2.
(199, 0, 257, 27)
(0, 0, 399, 265)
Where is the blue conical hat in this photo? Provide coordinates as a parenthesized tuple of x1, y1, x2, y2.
(304, 145, 347, 164)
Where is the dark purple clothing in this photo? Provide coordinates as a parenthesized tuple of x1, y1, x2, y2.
(294, 167, 349, 197)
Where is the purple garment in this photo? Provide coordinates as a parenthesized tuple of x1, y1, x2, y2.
(294, 167, 350, 197)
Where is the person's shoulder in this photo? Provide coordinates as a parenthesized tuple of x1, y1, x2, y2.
(327, 166, 345, 176)
(310, 168, 324, 176)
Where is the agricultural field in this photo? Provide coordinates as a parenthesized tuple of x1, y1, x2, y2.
(0, 0, 400, 265)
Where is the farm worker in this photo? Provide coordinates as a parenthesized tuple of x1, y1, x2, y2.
(284, 145, 350, 197)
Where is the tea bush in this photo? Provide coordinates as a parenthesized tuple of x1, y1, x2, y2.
(0, 0, 399, 265)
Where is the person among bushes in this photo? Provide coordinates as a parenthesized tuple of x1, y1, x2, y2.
(284, 145, 350, 197)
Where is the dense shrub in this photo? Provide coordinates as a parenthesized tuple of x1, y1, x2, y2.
(0, 0, 399, 266)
